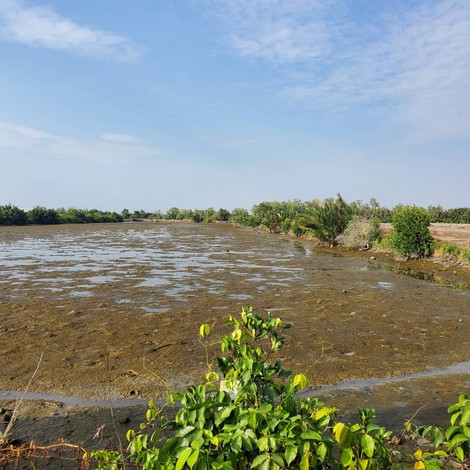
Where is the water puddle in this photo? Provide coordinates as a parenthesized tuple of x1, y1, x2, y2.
(301, 360, 470, 396)
(368, 262, 470, 291)
(1, 360, 468, 409)
(0, 390, 150, 408)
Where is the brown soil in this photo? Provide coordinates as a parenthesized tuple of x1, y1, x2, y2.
(381, 222, 470, 247)
(0, 222, 469, 468)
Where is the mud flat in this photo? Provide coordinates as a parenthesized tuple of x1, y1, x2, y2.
(0, 222, 469, 453)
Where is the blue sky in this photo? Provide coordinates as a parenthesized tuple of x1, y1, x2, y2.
(0, 0, 468, 212)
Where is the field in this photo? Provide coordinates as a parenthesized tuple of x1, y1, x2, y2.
(0, 222, 469, 461)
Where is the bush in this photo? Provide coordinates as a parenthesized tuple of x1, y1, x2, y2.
(339, 216, 381, 249)
(302, 194, 354, 246)
(0, 204, 28, 225)
(390, 206, 433, 259)
(91, 309, 470, 469)
(433, 241, 461, 259)
(27, 206, 60, 225)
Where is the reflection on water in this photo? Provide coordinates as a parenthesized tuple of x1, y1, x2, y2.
(368, 262, 470, 291)
(0, 224, 309, 306)
(0, 223, 468, 314)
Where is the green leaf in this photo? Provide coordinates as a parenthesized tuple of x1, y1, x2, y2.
(341, 448, 354, 466)
(445, 425, 459, 440)
(177, 425, 195, 437)
(315, 442, 328, 461)
(293, 373, 308, 390)
(429, 427, 443, 449)
(175, 447, 192, 470)
(285, 446, 298, 465)
(271, 453, 285, 467)
(299, 452, 310, 470)
(358, 458, 369, 470)
(360, 434, 375, 458)
(300, 430, 322, 441)
(250, 453, 269, 468)
(455, 446, 464, 462)
(187, 449, 199, 469)
(433, 451, 448, 457)
(231, 436, 243, 453)
(214, 405, 234, 426)
(190, 438, 205, 450)
(461, 404, 470, 424)
(424, 462, 441, 470)
(258, 403, 273, 414)
(450, 433, 467, 446)
(257, 436, 269, 451)
(199, 323, 211, 337)
(333, 423, 353, 449)
(314, 407, 336, 421)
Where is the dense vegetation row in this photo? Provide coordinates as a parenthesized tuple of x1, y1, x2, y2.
(1, 198, 470, 261)
(2, 199, 469, 228)
(0, 204, 123, 225)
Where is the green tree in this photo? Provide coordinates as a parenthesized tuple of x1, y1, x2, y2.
(203, 207, 215, 223)
(27, 206, 59, 225)
(165, 207, 180, 220)
(231, 208, 259, 227)
(390, 206, 433, 258)
(215, 208, 231, 222)
(191, 209, 204, 223)
(0, 204, 28, 225)
(302, 194, 354, 246)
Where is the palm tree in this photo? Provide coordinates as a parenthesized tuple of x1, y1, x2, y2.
(302, 194, 354, 246)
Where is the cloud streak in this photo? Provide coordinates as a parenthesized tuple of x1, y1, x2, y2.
(204, 0, 339, 64)
(0, 0, 142, 61)
(0, 122, 157, 164)
(203, 0, 470, 141)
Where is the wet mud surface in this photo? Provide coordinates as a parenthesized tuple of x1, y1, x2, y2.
(0, 222, 469, 454)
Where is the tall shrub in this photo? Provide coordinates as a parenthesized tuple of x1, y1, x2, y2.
(302, 194, 354, 246)
(390, 206, 433, 259)
(0, 204, 28, 225)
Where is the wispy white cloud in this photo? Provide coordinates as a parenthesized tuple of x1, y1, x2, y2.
(285, 0, 470, 140)
(100, 133, 139, 144)
(199, 133, 261, 150)
(0, 122, 52, 140)
(203, 0, 340, 64)
(0, 122, 157, 164)
(202, 0, 470, 141)
(0, 0, 142, 61)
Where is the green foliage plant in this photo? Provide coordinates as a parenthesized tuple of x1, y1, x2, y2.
(390, 206, 434, 259)
(92, 308, 470, 469)
(0, 204, 28, 225)
(27, 206, 60, 225)
(432, 241, 462, 259)
(302, 194, 354, 246)
(402, 393, 470, 469)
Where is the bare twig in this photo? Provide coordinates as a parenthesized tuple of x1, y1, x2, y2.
(0, 352, 44, 444)
(105, 350, 126, 469)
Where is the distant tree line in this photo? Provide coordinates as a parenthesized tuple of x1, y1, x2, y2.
(0, 204, 123, 226)
(1, 200, 469, 230)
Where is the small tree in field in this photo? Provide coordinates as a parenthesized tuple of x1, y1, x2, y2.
(390, 206, 433, 259)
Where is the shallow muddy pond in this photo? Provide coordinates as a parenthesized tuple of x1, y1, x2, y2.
(0, 222, 469, 415)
